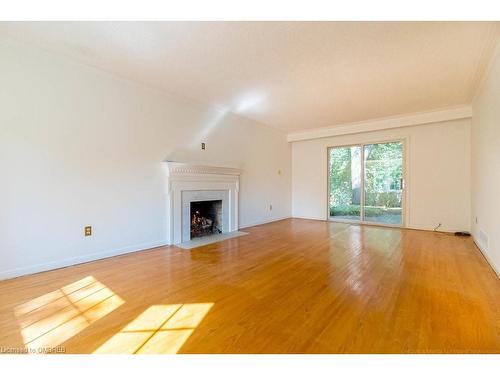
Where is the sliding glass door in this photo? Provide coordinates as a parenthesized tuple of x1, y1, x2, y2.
(328, 141, 404, 226)
(329, 146, 362, 221)
(363, 142, 404, 225)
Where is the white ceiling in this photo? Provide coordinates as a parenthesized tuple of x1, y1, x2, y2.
(1, 22, 499, 132)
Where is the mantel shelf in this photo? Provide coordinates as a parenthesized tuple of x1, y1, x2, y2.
(164, 162, 242, 177)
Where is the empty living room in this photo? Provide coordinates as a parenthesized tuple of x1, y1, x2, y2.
(1, 1, 499, 372)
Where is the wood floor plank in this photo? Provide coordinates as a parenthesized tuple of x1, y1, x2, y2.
(0, 218, 498, 353)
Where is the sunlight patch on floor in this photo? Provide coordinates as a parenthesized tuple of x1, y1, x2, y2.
(14, 276, 124, 351)
(94, 303, 213, 354)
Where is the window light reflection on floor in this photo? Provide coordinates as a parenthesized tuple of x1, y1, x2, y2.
(14, 276, 124, 351)
(94, 303, 213, 354)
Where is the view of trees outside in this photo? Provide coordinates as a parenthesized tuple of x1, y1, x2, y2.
(329, 142, 403, 224)
(329, 146, 362, 220)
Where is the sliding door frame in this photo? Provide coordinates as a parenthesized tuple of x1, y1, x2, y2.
(326, 138, 408, 228)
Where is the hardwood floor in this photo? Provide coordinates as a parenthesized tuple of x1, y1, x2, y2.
(0, 218, 499, 354)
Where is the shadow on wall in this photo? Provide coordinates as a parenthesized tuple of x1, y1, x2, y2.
(163, 89, 268, 166)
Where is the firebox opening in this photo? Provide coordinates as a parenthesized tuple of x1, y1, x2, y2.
(190, 200, 223, 239)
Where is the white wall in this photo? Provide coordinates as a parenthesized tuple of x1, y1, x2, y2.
(0, 38, 291, 279)
(291, 119, 471, 232)
(471, 42, 500, 276)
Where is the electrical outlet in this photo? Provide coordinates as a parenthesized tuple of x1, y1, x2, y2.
(201, 142, 206, 150)
(269, 204, 273, 211)
(84, 226, 92, 236)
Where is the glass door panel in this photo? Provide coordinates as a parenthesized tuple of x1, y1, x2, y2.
(363, 142, 403, 225)
(328, 146, 362, 221)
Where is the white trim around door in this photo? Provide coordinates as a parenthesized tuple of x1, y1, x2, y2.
(327, 138, 408, 228)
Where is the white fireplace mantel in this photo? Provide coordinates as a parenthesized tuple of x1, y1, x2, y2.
(163, 162, 242, 245)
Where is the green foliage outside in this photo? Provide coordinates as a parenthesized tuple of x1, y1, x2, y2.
(329, 142, 403, 215)
(329, 146, 356, 208)
(329, 205, 401, 217)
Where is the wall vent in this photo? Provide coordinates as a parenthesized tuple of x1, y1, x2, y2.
(478, 229, 489, 251)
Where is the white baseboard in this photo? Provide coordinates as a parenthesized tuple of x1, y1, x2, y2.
(1, 216, 291, 280)
(472, 235, 500, 278)
(0, 240, 168, 281)
(405, 225, 462, 233)
(292, 216, 466, 233)
(5, 224, 493, 283)
(239, 216, 291, 229)
(290, 215, 326, 221)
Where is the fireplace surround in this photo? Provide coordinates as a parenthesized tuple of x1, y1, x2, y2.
(164, 162, 241, 245)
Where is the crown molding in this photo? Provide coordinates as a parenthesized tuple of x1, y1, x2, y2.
(286, 106, 473, 142)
